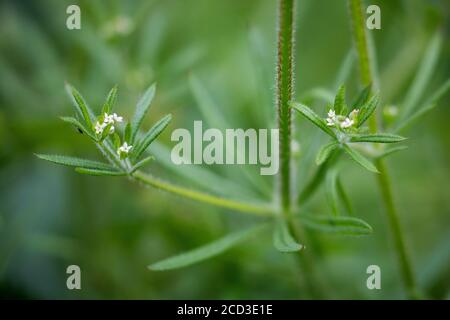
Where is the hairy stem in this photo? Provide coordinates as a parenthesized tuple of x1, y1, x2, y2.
(276, 0, 295, 213)
(348, 0, 419, 299)
(132, 171, 274, 217)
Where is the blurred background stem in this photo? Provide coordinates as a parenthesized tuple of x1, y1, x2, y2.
(348, 0, 419, 299)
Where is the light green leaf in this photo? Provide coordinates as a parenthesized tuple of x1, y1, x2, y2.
(100, 123, 113, 141)
(291, 102, 336, 137)
(343, 144, 379, 173)
(124, 122, 132, 144)
(149, 224, 267, 271)
(357, 92, 379, 127)
(131, 83, 156, 143)
(75, 167, 126, 176)
(401, 31, 442, 120)
(273, 219, 303, 253)
(36, 154, 116, 170)
(326, 170, 339, 216)
(296, 213, 373, 236)
(112, 133, 121, 149)
(350, 133, 406, 143)
(316, 141, 339, 165)
(131, 156, 155, 173)
(374, 146, 408, 159)
(60, 116, 96, 140)
(334, 85, 347, 114)
(101, 85, 118, 115)
(133, 114, 172, 160)
(65, 84, 94, 128)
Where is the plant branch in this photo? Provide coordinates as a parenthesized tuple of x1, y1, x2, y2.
(348, 0, 419, 299)
(132, 171, 274, 217)
(276, 0, 295, 213)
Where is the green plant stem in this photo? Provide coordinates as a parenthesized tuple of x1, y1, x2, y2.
(276, 0, 295, 213)
(132, 171, 274, 217)
(348, 0, 419, 299)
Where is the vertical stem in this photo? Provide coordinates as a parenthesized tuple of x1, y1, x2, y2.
(276, 0, 295, 213)
(348, 0, 419, 299)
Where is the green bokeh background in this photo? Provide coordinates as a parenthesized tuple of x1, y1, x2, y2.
(0, 0, 449, 299)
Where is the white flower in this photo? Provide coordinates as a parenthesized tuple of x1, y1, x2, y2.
(104, 113, 114, 124)
(326, 109, 337, 126)
(112, 113, 123, 123)
(117, 142, 133, 155)
(95, 121, 106, 134)
(109, 126, 115, 134)
(340, 117, 354, 129)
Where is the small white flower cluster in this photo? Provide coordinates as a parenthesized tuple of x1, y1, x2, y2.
(95, 113, 123, 135)
(117, 142, 132, 156)
(326, 109, 359, 129)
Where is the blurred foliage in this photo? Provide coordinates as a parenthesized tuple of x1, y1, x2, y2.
(0, 0, 449, 299)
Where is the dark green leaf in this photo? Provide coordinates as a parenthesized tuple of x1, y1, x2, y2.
(334, 85, 347, 114)
(36, 154, 115, 170)
(336, 176, 353, 216)
(316, 141, 339, 165)
(326, 170, 339, 216)
(351, 84, 371, 109)
(101, 85, 118, 115)
(350, 133, 406, 143)
(60, 116, 96, 140)
(133, 114, 172, 160)
(273, 219, 303, 253)
(112, 133, 121, 149)
(296, 213, 373, 236)
(131, 83, 156, 143)
(291, 102, 336, 137)
(357, 92, 379, 127)
(148, 224, 267, 271)
(343, 144, 379, 173)
(124, 123, 132, 143)
(65, 84, 94, 128)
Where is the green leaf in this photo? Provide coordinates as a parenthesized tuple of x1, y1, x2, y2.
(316, 141, 339, 165)
(65, 84, 94, 128)
(60, 116, 96, 140)
(350, 133, 406, 143)
(112, 133, 121, 149)
(291, 102, 336, 138)
(336, 176, 353, 216)
(334, 85, 347, 114)
(36, 154, 116, 170)
(296, 213, 373, 236)
(326, 170, 339, 216)
(101, 85, 118, 115)
(149, 224, 267, 271)
(100, 123, 113, 141)
(124, 122, 132, 143)
(131, 156, 155, 173)
(273, 219, 303, 253)
(75, 167, 126, 176)
(133, 114, 172, 160)
(343, 144, 379, 173)
(374, 146, 408, 159)
(401, 31, 442, 120)
(351, 84, 371, 109)
(131, 83, 156, 143)
(357, 92, 379, 127)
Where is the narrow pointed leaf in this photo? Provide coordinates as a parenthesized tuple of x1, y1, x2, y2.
(316, 141, 339, 165)
(112, 133, 121, 149)
(357, 92, 379, 127)
(133, 114, 172, 160)
(75, 168, 126, 176)
(149, 224, 267, 271)
(334, 85, 347, 114)
(291, 102, 336, 137)
(326, 170, 339, 216)
(65, 84, 94, 128)
(131, 83, 156, 143)
(350, 133, 406, 143)
(336, 176, 353, 216)
(101, 85, 118, 115)
(343, 144, 379, 173)
(60, 116, 96, 140)
(273, 219, 303, 253)
(131, 156, 155, 173)
(36, 154, 116, 170)
(296, 213, 372, 236)
(124, 122, 132, 143)
(351, 84, 371, 109)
